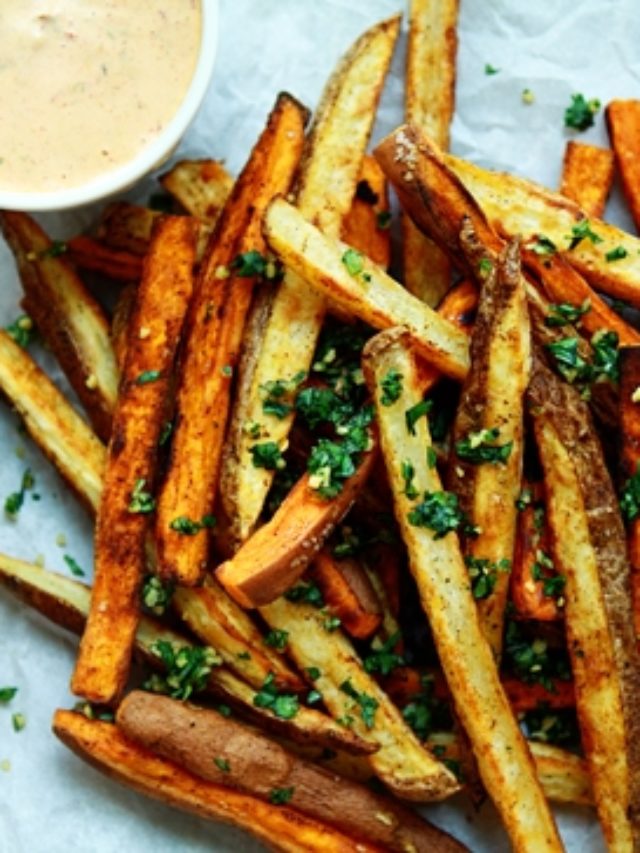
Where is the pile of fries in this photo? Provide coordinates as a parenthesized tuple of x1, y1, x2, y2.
(4, 2, 640, 850)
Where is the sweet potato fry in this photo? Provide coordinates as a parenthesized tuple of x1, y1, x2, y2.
(216, 442, 377, 608)
(310, 549, 382, 640)
(606, 100, 640, 233)
(263, 197, 470, 381)
(502, 679, 575, 713)
(66, 235, 144, 281)
(155, 92, 308, 586)
(341, 155, 391, 269)
(221, 16, 400, 549)
(96, 202, 162, 255)
(260, 594, 459, 802)
(72, 216, 198, 704)
(402, 0, 458, 306)
(528, 358, 640, 848)
(0, 210, 119, 440)
(53, 711, 380, 853)
(619, 346, 640, 639)
(363, 327, 562, 850)
(118, 691, 467, 853)
(559, 141, 615, 219)
(160, 158, 234, 221)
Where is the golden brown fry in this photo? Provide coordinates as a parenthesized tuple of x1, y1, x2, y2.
(529, 358, 640, 848)
(0, 210, 119, 440)
(606, 100, 640, 232)
(620, 347, 640, 640)
(117, 691, 467, 853)
(363, 328, 562, 850)
(403, 0, 458, 306)
(263, 197, 470, 380)
(559, 140, 615, 218)
(96, 202, 162, 255)
(72, 216, 198, 704)
(110, 283, 137, 373)
(66, 235, 144, 282)
(155, 92, 308, 587)
(221, 16, 400, 549)
(160, 158, 234, 221)
(53, 711, 380, 853)
(216, 444, 377, 608)
(310, 549, 382, 640)
(341, 155, 391, 269)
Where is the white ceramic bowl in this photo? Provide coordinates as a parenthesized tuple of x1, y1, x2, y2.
(0, 1, 219, 212)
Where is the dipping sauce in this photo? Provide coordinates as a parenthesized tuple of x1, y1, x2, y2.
(0, 1, 201, 193)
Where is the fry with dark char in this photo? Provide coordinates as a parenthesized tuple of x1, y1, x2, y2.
(559, 140, 614, 218)
(341, 155, 391, 269)
(96, 202, 162, 255)
(606, 99, 640, 232)
(117, 691, 468, 853)
(66, 235, 144, 282)
(0, 210, 119, 440)
(403, 0, 458, 306)
(110, 283, 137, 373)
(619, 346, 640, 640)
(363, 327, 562, 851)
(528, 358, 640, 848)
(53, 711, 382, 853)
(160, 158, 234, 221)
(72, 216, 198, 705)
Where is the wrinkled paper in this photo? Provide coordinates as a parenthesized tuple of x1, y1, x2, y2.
(2, 0, 640, 850)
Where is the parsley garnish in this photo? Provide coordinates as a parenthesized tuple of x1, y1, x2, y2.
(620, 463, 640, 522)
(214, 757, 231, 772)
(566, 219, 603, 251)
(341, 248, 364, 277)
(339, 679, 378, 729)
(376, 210, 392, 230)
(12, 712, 26, 732)
(232, 251, 268, 277)
(253, 673, 299, 719)
(159, 420, 174, 447)
(465, 556, 511, 600)
(307, 407, 373, 499)
(591, 329, 620, 383)
(4, 468, 34, 518)
(402, 675, 451, 740)
(0, 687, 17, 703)
(144, 641, 221, 700)
(544, 299, 590, 328)
(456, 427, 512, 465)
(135, 370, 161, 385)
(426, 447, 438, 469)
(40, 240, 68, 259)
(322, 614, 342, 632)
(564, 94, 601, 131)
(363, 633, 404, 676)
(405, 399, 432, 435)
(63, 555, 85, 577)
(380, 369, 403, 406)
(504, 621, 571, 690)
(408, 490, 474, 539)
(516, 487, 533, 511)
(141, 575, 174, 616)
(261, 371, 306, 419)
(269, 787, 294, 805)
(285, 581, 324, 608)
(305, 666, 321, 681)
(401, 460, 419, 499)
(530, 235, 557, 256)
(250, 441, 285, 470)
(606, 246, 628, 262)
(169, 514, 216, 535)
(5, 315, 35, 348)
(478, 258, 493, 277)
(128, 478, 155, 514)
(263, 629, 289, 651)
(520, 707, 581, 751)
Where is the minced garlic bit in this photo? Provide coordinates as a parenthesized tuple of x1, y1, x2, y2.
(214, 264, 230, 279)
(55, 532, 67, 547)
(34, 554, 45, 568)
(632, 385, 640, 404)
(138, 326, 151, 340)
(0, 759, 10, 772)
(17, 316, 33, 331)
(85, 373, 98, 390)
(522, 88, 535, 104)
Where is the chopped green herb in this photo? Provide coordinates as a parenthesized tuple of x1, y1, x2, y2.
(261, 371, 306, 419)
(376, 210, 392, 230)
(216, 704, 232, 718)
(465, 556, 511, 600)
(484, 63, 500, 75)
(253, 673, 299, 719)
(516, 487, 533, 511)
(323, 614, 342, 633)
(236, 651, 251, 661)
(63, 555, 85, 577)
(307, 689, 322, 704)
(621, 462, 640, 522)
(285, 582, 325, 608)
(426, 447, 438, 470)
(40, 240, 68, 258)
(263, 629, 289, 651)
(141, 575, 174, 616)
(339, 679, 378, 729)
(341, 248, 364, 277)
(591, 329, 620, 383)
(214, 757, 231, 773)
(11, 713, 26, 733)
(159, 420, 174, 447)
(566, 219, 603, 251)
(405, 399, 432, 435)
(128, 478, 155, 514)
(250, 441, 285, 470)
(504, 621, 571, 690)
(269, 787, 295, 805)
(135, 370, 162, 385)
(544, 299, 590, 328)
(305, 666, 321, 681)
(520, 707, 581, 751)
(221, 364, 233, 378)
(606, 246, 628, 262)
(363, 632, 405, 676)
(4, 468, 35, 518)
(478, 257, 493, 277)
(402, 675, 452, 740)
(530, 235, 557, 256)
(144, 641, 221, 700)
(307, 408, 373, 499)
(456, 427, 513, 465)
(169, 514, 216, 535)
(0, 687, 17, 703)
(408, 490, 474, 539)
(380, 369, 403, 406)
(5, 315, 35, 348)
(232, 250, 268, 277)
(401, 460, 419, 499)
(564, 93, 601, 131)
(295, 387, 352, 429)
(546, 337, 592, 388)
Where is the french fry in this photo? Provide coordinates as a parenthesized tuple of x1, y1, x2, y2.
(341, 155, 391, 269)
(96, 202, 162, 255)
(606, 100, 640, 233)
(502, 679, 575, 713)
(447, 233, 530, 658)
(403, 0, 458, 306)
(0, 211, 119, 440)
(160, 158, 234, 221)
(309, 549, 382, 640)
(53, 711, 380, 853)
(263, 197, 470, 381)
(260, 595, 460, 802)
(619, 347, 640, 639)
(221, 16, 400, 548)
(363, 327, 562, 850)
(117, 691, 467, 853)
(528, 358, 640, 848)
(216, 443, 377, 608)
(155, 92, 308, 587)
(559, 141, 615, 218)
(110, 283, 137, 373)
(72, 216, 198, 704)
(66, 235, 144, 281)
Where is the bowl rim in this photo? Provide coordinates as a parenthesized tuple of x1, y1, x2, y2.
(0, 0, 218, 212)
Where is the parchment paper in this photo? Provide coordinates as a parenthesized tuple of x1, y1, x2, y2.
(2, 0, 639, 850)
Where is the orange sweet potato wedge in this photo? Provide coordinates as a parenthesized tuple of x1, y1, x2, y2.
(619, 346, 640, 640)
(310, 548, 382, 639)
(341, 155, 391, 269)
(559, 141, 615, 219)
(606, 100, 640, 233)
(67, 235, 144, 281)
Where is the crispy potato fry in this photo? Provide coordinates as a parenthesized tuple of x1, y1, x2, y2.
(216, 444, 377, 608)
(0, 211, 119, 440)
(66, 235, 144, 281)
(0, 329, 105, 512)
(559, 141, 615, 219)
(118, 691, 467, 853)
(606, 100, 640, 233)
(221, 16, 400, 549)
(446, 232, 530, 657)
(53, 711, 378, 853)
(72, 216, 198, 704)
(310, 549, 382, 640)
(341, 155, 391, 269)
(155, 92, 308, 587)
(502, 679, 575, 713)
(96, 202, 162, 255)
(260, 594, 459, 802)
(528, 358, 640, 848)
(263, 197, 469, 380)
(403, 0, 458, 306)
(363, 327, 562, 850)
(620, 346, 640, 639)
(160, 159, 234, 221)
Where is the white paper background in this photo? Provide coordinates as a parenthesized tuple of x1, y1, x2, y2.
(2, 0, 640, 850)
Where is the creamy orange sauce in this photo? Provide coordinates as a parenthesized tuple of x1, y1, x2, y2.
(0, 1, 201, 193)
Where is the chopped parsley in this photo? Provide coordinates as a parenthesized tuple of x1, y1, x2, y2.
(135, 370, 162, 385)
(544, 299, 590, 328)
(214, 757, 231, 773)
(250, 441, 286, 470)
(363, 632, 405, 676)
(621, 463, 640, 523)
(408, 490, 475, 539)
(232, 250, 267, 277)
(504, 621, 571, 690)
(261, 371, 306, 419)
(546, 337, 591, 386)
(0, 687, 17, 703)
(380, 369, 403, 406)
(376, 210, 392, 230)
(169, 514, 216, 535)
(339, 679, 378, 729)
(12, 713, 26, 733)
(63, 555, 85, 577)
(401, 460, 419, 499)
(263, 629, 289, 651)
(516, 487, 533, 511)
(4, 468, 35, 518)
(606, 246, 628, 263)
(564, 94, 601, 131)
(159, 420, 174, 447)
(455, 427, 513, 465)
(520, 707, 581, 751)
(40, 240, 68, 259)
(253, 673, 299, 719)
(465, 556, 511, 600)
(322, 614, 342, 632)
(530, 235, 557, 256)
(269, 787, 295, 805)
(285, 581, 324, 608)
(484, 63, 500, 75)
(144, 641, 221, 700)
(341, 248, 364, 277)
(305, 666, 321, 681)
(405, 399, 432, 435)
(128, 478, 155, 514)
(141, 575, 174, 616)
(402, 675, 452, 740)
(295, 387, 353, 429)
(307, 406, 374, 499)
(478, 257, 493, 278)
(426, 447, 438, 469)
(546, 330, 619, 393)
(566, 219, 603, 251)
(307, 689, 322, 704)
(5, 315, 35, 348)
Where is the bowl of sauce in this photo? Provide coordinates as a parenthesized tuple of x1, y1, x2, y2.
(0, 0, 217, 210)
